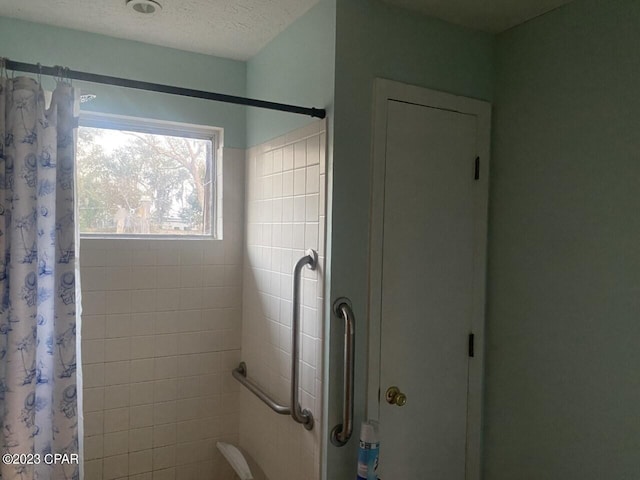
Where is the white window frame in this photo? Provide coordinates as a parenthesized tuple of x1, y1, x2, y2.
(77, 112, 222, 240)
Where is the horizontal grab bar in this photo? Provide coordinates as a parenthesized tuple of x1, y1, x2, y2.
(232, 362, 291, 415)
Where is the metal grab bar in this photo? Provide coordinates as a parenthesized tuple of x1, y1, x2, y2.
(330, 298, 355, 447)
(232, 362, 291, 415)
(291, 249, 318, 430)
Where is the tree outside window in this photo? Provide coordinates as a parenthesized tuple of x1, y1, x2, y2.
(77, 118, 215, 237)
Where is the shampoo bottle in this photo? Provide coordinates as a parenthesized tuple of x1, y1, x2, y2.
(356, 420, 379, 480)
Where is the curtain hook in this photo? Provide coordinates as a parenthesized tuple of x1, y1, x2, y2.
(37, 62, 42, 84)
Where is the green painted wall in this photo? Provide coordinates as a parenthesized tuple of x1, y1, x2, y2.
(485, 0, 640, 478)
(327, 1, 494, 478)
(245, 0, 336, 148)
(0, 17, 247, 148)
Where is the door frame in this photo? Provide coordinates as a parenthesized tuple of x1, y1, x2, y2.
(367, 78, 491, 480)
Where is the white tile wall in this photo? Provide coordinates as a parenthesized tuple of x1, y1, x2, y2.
(239, 120, 327, 480)
(81, 148, 244, 480)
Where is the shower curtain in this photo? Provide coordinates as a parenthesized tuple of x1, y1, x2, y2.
(0, 72, 80, 480)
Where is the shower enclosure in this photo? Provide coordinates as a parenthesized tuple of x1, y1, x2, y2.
(79, 119, 328, 480)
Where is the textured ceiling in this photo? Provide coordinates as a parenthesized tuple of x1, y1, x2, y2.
(0, 0, 576, 60)
(0, 0, 320, 60)
(381, 0, 575, 33)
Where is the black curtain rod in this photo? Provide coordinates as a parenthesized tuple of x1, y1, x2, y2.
(3, 59, 326, 119)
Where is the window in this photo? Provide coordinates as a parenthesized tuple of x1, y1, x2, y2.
(77, 113, 218, 238)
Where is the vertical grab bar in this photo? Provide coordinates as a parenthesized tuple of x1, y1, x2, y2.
(330, 298, 355, 447)
(291, 249, 318, 430)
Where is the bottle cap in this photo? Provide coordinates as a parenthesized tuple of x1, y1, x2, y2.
(359, 420, 379, 443)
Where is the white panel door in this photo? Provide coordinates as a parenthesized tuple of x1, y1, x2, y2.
(376, 98, 482, 479)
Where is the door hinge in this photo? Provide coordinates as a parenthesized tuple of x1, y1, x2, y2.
(474, 156, 480, 180)
(468, 333, 475, 357)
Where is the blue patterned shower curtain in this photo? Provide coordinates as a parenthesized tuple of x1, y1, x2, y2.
(0, 73, 80, 480)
